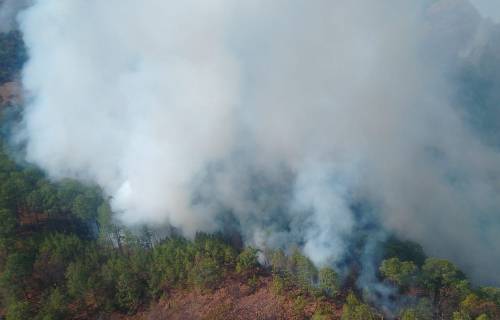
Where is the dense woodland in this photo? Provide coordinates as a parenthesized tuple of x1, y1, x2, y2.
(0, 31, 26, 84)
(0, 31, 499, 320)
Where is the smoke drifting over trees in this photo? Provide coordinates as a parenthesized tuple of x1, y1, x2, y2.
(0, 0, 31, 32)
(10, 0, 500, 287)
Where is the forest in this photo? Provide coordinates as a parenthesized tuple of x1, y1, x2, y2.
(1, 8, 500, 320)
(0, 133, 499, 319)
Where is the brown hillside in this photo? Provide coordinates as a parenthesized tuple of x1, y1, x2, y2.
(115, 274, 343, 320)
(0, 80, 21, 108)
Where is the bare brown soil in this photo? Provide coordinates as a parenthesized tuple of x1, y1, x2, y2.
(116, 274, 343, 320)
(0, 80, 21, 108)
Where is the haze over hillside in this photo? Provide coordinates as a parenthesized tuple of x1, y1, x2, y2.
(12, 0, 500, 285)
(0, 1, 499, 319)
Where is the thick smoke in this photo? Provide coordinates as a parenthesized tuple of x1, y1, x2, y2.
(13, 0, 500, 285)
(470, 0, 500, 22)
(0, 0, 31, 32)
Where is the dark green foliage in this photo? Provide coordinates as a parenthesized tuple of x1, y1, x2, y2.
(268, 249, 292, 294)
(34, 233, 84, 286)
(453, 293, 500, 320)
(341, 292, 377, 320)
(270, 249, 287, 273)
(478, 287, 500, 305)
(236, 246, 259, 274)
(0, 208, 16, 249)
(289, 249, 318, 293)
(400, 299, 433, 320)
(149, 236, 191, 296)
(247, 275, 259, 292)
(0, 31, 26, 84)
(189, 234, 234, 290)
(55, 179, 103, 222)
(268, 249, 339, 297)
(382, 256, 479, 319)
(71, 187, 102, 220)
(66, 259, 93, 299)
(318, 267, 339, 297)
(291, 250, 317, 281)
(0, 252, 34, 300)
(0, 171, 30, 211)
(26, 181, 59, 215)
(292, 295, 307, 318)
(97, 201, 124, 249)
(379, 257, 417, 288)
(37, 287, 68, 320)
(0, 138, 116, 316)
(421, 258, 466, 297)
(5, 300, 32, 320)
(56, 179, 84, 212)
(101, 255, 146, 313)
(66, 246, 112, 311)
(383, 235, 427, 266)
(312, 302, 335, 319)
(271, 273, 286, 295)
(400, 309, 418, 320)
(419, 257, 470, 318)
(148, 233, 238, 297)
(193, 233, 237, 266)
(190, 255, 223, 290)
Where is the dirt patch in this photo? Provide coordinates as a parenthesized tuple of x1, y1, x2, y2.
(136, 274, 343, 320)
(0, 80, 22, 108)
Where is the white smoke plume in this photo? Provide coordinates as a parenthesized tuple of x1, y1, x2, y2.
(470, 0, 500, 22)
(13, 0, 500, 285)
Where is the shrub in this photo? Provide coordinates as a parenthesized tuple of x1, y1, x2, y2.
(341, 292, 377, 320)
(292, 295, 307, 319)
(319, 267, 339, 297)
(37, 288, 68, 320)
(272, 274, 285, 295)
(290, 249, 318, 293)
(379, 258, 417, 288)
(236, 247, 259, 274)
(190, 256, 223, 290)
(5, 300, 31, 320)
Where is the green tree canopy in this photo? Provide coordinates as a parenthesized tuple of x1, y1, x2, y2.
(318, 267, 339, 297)
(380, 257, 418, 288)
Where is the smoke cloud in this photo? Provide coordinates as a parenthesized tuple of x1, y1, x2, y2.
(470, 0, 500, 22)
(0, 0, 31, 32)
(13, 0, 500, 285)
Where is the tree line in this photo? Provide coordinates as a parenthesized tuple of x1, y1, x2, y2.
(0, 134, 499, 319)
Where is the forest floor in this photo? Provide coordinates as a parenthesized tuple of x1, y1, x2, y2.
(0, 80, 21, 108)
(112, 273, 343, 320)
